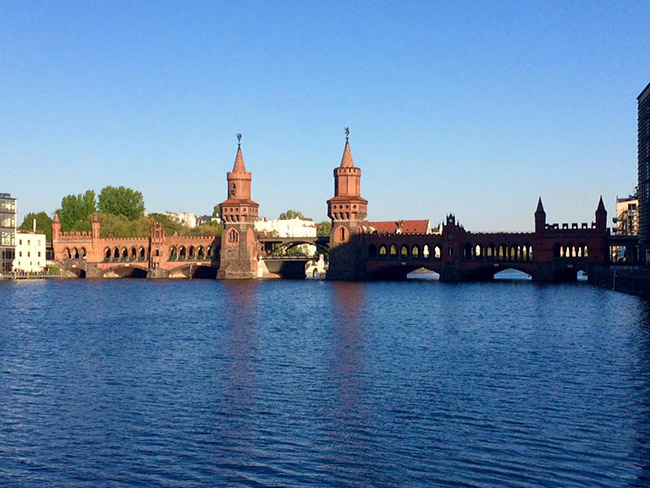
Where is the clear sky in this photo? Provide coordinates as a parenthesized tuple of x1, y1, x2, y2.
(2, 1, 649, 231)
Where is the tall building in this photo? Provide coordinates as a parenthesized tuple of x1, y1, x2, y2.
(0, 193, 17, 273)
(326, 131, 368, 280)
(637, 83, 650, 262)
(217, 136, 260, 279)
(616, 195, 639, 236)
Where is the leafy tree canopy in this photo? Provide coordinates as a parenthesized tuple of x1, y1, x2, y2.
(97, 212, 223, 239)
(317, 221, 331, 237)
(19, 212, 53, 241)
(58, 190, 97, 231)
(98, 186, 145, 220)
(212, 205, 220, 217)
(278, 209, 304, 220)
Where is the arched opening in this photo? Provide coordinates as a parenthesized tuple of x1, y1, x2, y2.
(104, 248, 111, 261)
(379, 245, 387, 258)
(64, 248, 71, 259)
(228, 229, 239, 243)
(138, 247, 146, 260)
(463, 243, 472, 259)
(407, 268, 441, 280)
(80, 248, 86, 258)
(169, 247, 177, 261)
(339, 226, 346, 242)
(434, 245, 441, 260)
(423, 244, 430, 259)
(411, 245, 419, 259)
(389, 245, 398, 259)
(113, 248, 120, 260)
(368, 244, 377, 259)
(121, 248, 128, 260)
(577, 269, 588, 281)
(72, 248, 79, 259)
(130, 247, 137, 260)
(189, 246, 196, 259)
(494, 268, 532, 280)
(400, 245, 408, 258)
(475, 244, 482, 258)
(197, 246, 205, 259)
(179, 246, 187, 260)
(207, 246, 214, 258)
(230, 182, 236, 196)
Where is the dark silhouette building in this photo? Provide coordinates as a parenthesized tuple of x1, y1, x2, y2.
(637, 83, 650, 261)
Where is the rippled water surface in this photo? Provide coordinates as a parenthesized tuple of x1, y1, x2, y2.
(2, 278, 650, 487)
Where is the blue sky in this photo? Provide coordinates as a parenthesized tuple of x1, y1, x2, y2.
(1, 1, 648, 231)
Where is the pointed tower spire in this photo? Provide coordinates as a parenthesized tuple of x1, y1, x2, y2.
(535, 197, 546, 233)
(232, 133, 246, 172)
(595, 195, 607, 233)
(340, 127, 355, 168)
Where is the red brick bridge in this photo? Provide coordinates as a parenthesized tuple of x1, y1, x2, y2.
(52, 135, 617, 281)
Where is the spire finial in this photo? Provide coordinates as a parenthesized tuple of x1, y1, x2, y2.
(344, 126, 350, 141)
(236, 133, 242, 147)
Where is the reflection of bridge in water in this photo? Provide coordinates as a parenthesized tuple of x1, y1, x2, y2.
(52, 134, 635, 281)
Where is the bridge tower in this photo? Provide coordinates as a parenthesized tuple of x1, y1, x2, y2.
(535, 197, 546, 234)
(217, 136, 260, 279)
(326, 130, 368, 280)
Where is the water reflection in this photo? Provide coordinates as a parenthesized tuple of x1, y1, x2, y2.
(215, 281, 260, 479)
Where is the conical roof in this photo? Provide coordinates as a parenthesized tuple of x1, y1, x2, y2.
(596, 196, 606, 212)
(53, 213, 60, 223)
(535, 197, 545, 213)
(340, 139, 355, 168)
(232, 145, 246, 172)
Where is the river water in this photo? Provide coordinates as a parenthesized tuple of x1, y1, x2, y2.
(1, 278, 650, 487)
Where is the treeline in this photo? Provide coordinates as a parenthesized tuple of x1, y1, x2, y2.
(20, 186, 223, 240)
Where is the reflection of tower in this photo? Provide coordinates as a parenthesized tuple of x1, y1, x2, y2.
(217, 136, 260, 279)
(326, 130, 368, 280)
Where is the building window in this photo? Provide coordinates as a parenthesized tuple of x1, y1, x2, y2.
(38, 252, 41, 257)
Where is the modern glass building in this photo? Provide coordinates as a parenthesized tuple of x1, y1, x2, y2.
(638, 83, 650, 262)
(0, 193, 17, 273)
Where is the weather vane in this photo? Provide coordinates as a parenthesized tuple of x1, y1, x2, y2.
(344, 127, 350, 140)
(237, 133, 242, 146)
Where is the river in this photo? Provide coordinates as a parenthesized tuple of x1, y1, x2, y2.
(1, 278, 649, 486)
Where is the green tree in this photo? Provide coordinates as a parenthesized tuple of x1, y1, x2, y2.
(98, 186, 145, 220)
(278, 209, 304, 220)
(58, 190, 97, 231)
(19, 212, 53, 241)
(212, 205, 220, 217)
(317, 221, 331, 237)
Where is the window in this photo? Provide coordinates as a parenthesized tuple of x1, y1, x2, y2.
(38, 252, 41, 257)
(339, 227, 346, 242)
(27, 251, 30, 257)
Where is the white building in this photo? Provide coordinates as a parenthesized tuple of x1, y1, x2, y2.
(255, 217, 318, 255)
(160, 212, 199, 228)
(13, 231, 46, 272)
(255, 217, 317, 238)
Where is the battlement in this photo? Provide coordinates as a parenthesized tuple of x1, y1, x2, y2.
(58, 231, 91, 238)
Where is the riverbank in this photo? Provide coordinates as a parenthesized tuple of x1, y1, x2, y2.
(590, 266, 650, 299)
